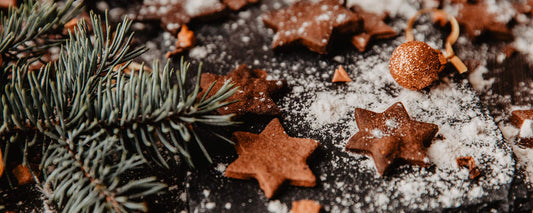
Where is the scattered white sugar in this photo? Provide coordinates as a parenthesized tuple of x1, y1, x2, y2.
(206, 202, 216, 209)
(484, 0, 516, 24)
(468, 63, 495, 92)
(308, 92, 350, 127)
(513, 145, 533, 182)
(267, 200, 288, 213)
(241, 36, 251, 43)
(202, 189, 210, 197)
(215, 163, 227, 173)
(520, 120, 533, 138)
(189, 46, 209, 59)
(225, 202, 232, 209)
(179, 192, 187, 201)
(183, 0, 222, 17)
(500, 124, 520, 140)
(512, 22, 533, 63)
(370, 128, 384, 138)
(346, 0, 419, 18)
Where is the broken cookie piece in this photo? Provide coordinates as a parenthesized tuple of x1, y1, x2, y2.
(166, 25, 196, 57)
(456, 2, 513, 40)
(350, 7, 396, 52)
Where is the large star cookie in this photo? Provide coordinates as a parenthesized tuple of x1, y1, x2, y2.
(456, 2, 513, 40)
(262, 0, 362, 54)
(346, 102, 439, 175)
(225, 118, 319, 198)
(350, 7, 396, 52)
(199, 65, 285, 116)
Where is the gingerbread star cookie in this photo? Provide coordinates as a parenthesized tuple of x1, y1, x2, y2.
(346, 102, 439, 175)
(138, 0, 226, 34)
(262, 0, 362, 54)
(225, 118, 319, 198)
(456, 2, 513, 40)
(199, 65, 284, 116)
(350, 7, 397, 52)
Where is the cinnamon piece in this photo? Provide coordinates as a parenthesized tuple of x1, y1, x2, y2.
(12, 164, 34, 185)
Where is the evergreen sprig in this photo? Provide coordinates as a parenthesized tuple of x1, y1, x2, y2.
(0, 1, 239, 212)
(42, 124, 166, 212)
(0, 0, 81, 73)
(95, 59, 238, 168)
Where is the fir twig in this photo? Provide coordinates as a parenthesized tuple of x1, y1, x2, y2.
(0, 0, 82, 73)
(0, 3, 239, 212)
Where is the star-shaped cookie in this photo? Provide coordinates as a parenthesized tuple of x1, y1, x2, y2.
(199, 65, 285, 116)
(262, 0, 362, 54)
(351, 7, 397, 52)
(346, 102, 439, 175)
(225, 118, 319, 198)
(456, 2, 513, 40)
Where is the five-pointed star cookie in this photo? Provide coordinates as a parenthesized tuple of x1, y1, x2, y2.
(262, 0, 362, 54)
(199, 64, 285, 116)
(456, 2, 513, 40)
(351, 7, 397, 52)
(225, 118, 319, 198)
(346, 102, 439, 175)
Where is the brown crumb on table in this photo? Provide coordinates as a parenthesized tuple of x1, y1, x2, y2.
(510, 110, 533, 128)
(12, 164, 34, 185)
(332, 65, 352, 83)
(166, 25, 196, 58)
(456, 156, 481, 179)
(291, 200, 321, 213)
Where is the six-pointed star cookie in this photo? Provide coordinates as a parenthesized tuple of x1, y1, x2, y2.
(350, 7, 397, 52)
(225, 118, 319, 198)
(346, 102, 439, 175)
(199, 64, 285, 116)
(456, 2, 513, 40)
(262, 0, 362, 54)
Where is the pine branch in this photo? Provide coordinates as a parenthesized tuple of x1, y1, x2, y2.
(94, 58, 239, 167)
(0, 5, 239, 212)
(41, 123, 166, 212)
(0, 0, 82, 73)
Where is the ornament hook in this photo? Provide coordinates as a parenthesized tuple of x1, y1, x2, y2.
(406, 9, 468, 74)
